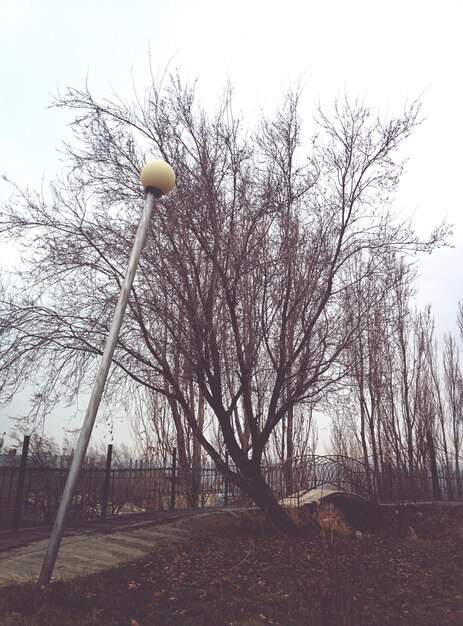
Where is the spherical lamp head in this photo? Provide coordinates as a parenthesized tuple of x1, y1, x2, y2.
(140, 159, 176, 197)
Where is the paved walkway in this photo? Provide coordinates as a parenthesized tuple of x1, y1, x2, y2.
(0, 509, 236, 587)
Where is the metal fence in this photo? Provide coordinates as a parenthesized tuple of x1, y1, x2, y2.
(1, 440, 462, 532)
(263, 455, 463, 505)
(0, 440, 252, 531)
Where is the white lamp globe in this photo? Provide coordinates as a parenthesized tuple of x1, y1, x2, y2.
(140, 159, 176, 196)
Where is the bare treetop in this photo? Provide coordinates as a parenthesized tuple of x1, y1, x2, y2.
(0, 75, 451, 531)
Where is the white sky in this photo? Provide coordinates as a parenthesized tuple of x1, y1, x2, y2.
(0, 0, 462, 449)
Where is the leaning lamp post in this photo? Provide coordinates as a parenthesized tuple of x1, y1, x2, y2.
(38, 159, 175, 586)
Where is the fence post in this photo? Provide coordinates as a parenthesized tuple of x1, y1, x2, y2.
(11, 435, 30, 532)
(101, 444, 113, 520)
(170, 447, 177, 511)
(224, 451, 229, 507)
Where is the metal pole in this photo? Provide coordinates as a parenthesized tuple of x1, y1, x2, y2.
(38, 191, 157, 586)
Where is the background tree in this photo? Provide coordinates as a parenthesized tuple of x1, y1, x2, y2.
(443, 333, 463, 498)
(330, 254, 463, 502)
(0, 76, 449, 530)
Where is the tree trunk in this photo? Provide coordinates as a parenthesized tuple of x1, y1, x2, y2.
(359, 401, 373, 498)
(454, 441, 462, 499)
(426, 430, 441, 501)
(191, 388, 205, 508)
(224, 460, 298, 533)
(439, 415, 454, 501)
(246, 471, 298, 533)
(284, 406, 294, 496)
(406, 422, 416, 501)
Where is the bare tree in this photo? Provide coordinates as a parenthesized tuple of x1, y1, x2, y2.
(341, 251, 411, 491)
(458, 302, 463, 341)
(0, 76, 449, 530)
(332, 251, 454, 501)
(443, 333, 463, 497)
(427, 334, 454, 499)
(329, 397, 363, 459)
(335, 254, 414, 498)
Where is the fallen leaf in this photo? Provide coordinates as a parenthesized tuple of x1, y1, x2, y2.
(127, 581, 140, 590)
(130, 619, 139, 626)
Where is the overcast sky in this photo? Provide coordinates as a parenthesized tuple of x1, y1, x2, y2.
(0, 0, 462, 448)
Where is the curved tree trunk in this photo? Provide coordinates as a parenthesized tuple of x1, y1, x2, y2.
(225, 461, 298, 533)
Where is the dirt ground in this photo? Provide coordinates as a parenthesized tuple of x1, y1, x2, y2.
(0, 503, 462, 625)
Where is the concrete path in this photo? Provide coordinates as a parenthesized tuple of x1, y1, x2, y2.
(0, 509, 237, 587)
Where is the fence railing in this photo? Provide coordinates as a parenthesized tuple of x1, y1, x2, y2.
(264, 455, 463, 505)
(1, 440, 462, 531)
(0, 441, 253, 531)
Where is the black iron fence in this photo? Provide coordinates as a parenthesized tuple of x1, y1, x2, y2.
(1, 440, 462, 532)
(0, 440, 252, 531)
(265, 455, 463, 505)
